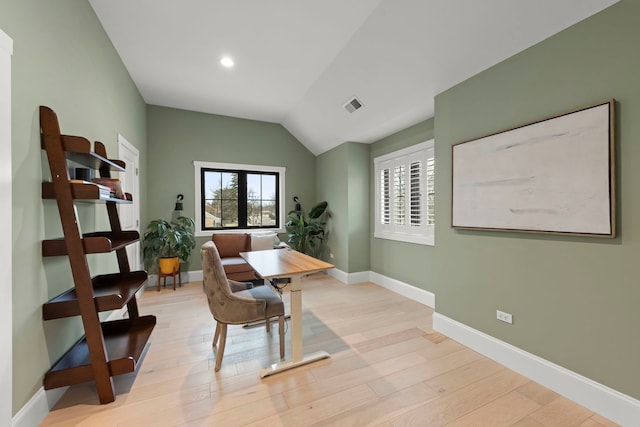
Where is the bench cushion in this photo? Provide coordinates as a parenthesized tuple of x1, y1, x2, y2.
(221, 257, 253, 274)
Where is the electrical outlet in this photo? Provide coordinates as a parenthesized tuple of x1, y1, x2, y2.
(330, 253, 334, 259)
(496, 310, 513, 324)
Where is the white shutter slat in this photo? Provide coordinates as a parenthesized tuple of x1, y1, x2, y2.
(394, 165, 405, 225)
(380, 168, 390, 224)
(410, 161, 422, 226)
(426, 157, 435, 225)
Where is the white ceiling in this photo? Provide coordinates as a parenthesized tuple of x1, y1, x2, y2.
(89, 0, 617, 155)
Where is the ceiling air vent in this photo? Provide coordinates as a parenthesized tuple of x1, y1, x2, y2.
(343, 96, 364, 114)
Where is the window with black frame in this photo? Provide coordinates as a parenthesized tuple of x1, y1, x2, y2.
(200, 167, 280, 230)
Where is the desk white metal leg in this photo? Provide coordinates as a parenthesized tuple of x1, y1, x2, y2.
(260, 275, 329, 378)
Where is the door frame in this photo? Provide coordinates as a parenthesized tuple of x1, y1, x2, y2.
(0, 27, 13, 425)
(118, 134, 141, 269)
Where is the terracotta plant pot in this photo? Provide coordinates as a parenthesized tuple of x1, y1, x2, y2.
(158, 257, 179, 275)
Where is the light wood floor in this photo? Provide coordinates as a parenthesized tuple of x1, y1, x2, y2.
(41, 274, 618, 426)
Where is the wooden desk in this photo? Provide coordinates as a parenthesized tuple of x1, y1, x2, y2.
(240, 248, 334, 377)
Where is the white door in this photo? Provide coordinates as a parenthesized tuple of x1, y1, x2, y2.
(0, 28, 12, 426)
(118, 134, 141, 270)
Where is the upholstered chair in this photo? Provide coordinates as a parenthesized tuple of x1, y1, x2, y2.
(201, 241, 285, 371)
(211, 233, 257, 282)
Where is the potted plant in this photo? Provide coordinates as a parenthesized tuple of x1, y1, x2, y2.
(285, 201, 328, 258)
(142, 216, 196, 274)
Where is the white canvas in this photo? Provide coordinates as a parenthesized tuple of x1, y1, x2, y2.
(452, 102, 614, 236)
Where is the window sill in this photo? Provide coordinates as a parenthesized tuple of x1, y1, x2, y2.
(374, 231, 434, 246)
(196, 227, 285, 238)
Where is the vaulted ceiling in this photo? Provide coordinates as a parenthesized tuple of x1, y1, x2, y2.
(89, 0, 617, 155)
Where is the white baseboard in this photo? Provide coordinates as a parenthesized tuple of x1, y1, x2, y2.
(12, 387, 67, 427)
(327, 268, 369, 285)
(147, 270, 203, 288)
(369, 271, 435, 308)
(433, 313, 640, 426)
(187, 270, 203, 283)
(327, 269, 435, 309)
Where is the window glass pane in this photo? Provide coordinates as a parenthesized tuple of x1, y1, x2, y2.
(221, 172, 238, 227)
(248, 200, 263, 226)
(246, 173, 260, 226)
(247, 173, 261, 201)
(205, 199, 220, 228)
(203, 171, 222, 228)
(261, 174, 276, 200)
(204, 170, 238, 228)
(261, 175, 277, 227)
(260, 201, 277, 226)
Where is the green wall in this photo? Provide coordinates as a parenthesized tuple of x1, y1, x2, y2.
(0, 0, 147, 414)
(369, 119, 436, 287)
(346, 142, 371, 272)
(316, 142, 370, 273)
(433, 1, 639, 399)
(146, 105, 316, 271)
(316, 144, 348, 270)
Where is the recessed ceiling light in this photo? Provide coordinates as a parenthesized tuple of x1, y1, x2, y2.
(220, 56, 234, 68)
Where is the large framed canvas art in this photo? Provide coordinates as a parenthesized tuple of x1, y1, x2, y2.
(451, 100, 615, 237)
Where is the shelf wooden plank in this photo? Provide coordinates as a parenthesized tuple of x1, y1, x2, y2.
(43, 271, 148, 320)
(102, 316, 156, 376)
(66, 150, 125, 172)
(42, 181, 132, 202)
(40, 133, 125, 171)
(43, 315, 156, 390)
(42, 230, 139, 257)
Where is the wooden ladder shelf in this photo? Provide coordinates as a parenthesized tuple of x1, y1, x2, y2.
(40, 106, 155, 404)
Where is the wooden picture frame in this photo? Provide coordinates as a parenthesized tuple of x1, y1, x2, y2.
(451, 100, 615, 237)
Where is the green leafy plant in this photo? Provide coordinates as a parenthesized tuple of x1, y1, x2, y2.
(142, 216, 196, 272)
(285, 201, 328, 257)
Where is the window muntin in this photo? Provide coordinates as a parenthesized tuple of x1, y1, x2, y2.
(374, 140, 435, 246)
(194, 161, 285, 237)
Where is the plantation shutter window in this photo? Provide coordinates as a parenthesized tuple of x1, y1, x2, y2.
(374, 140, 435, 246)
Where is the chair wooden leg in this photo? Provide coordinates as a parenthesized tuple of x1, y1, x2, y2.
(279, 315, 285, 359)
(214, 323, 227, 372)
(213, 322, 220, 347)
(265, 317, 271, 333)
